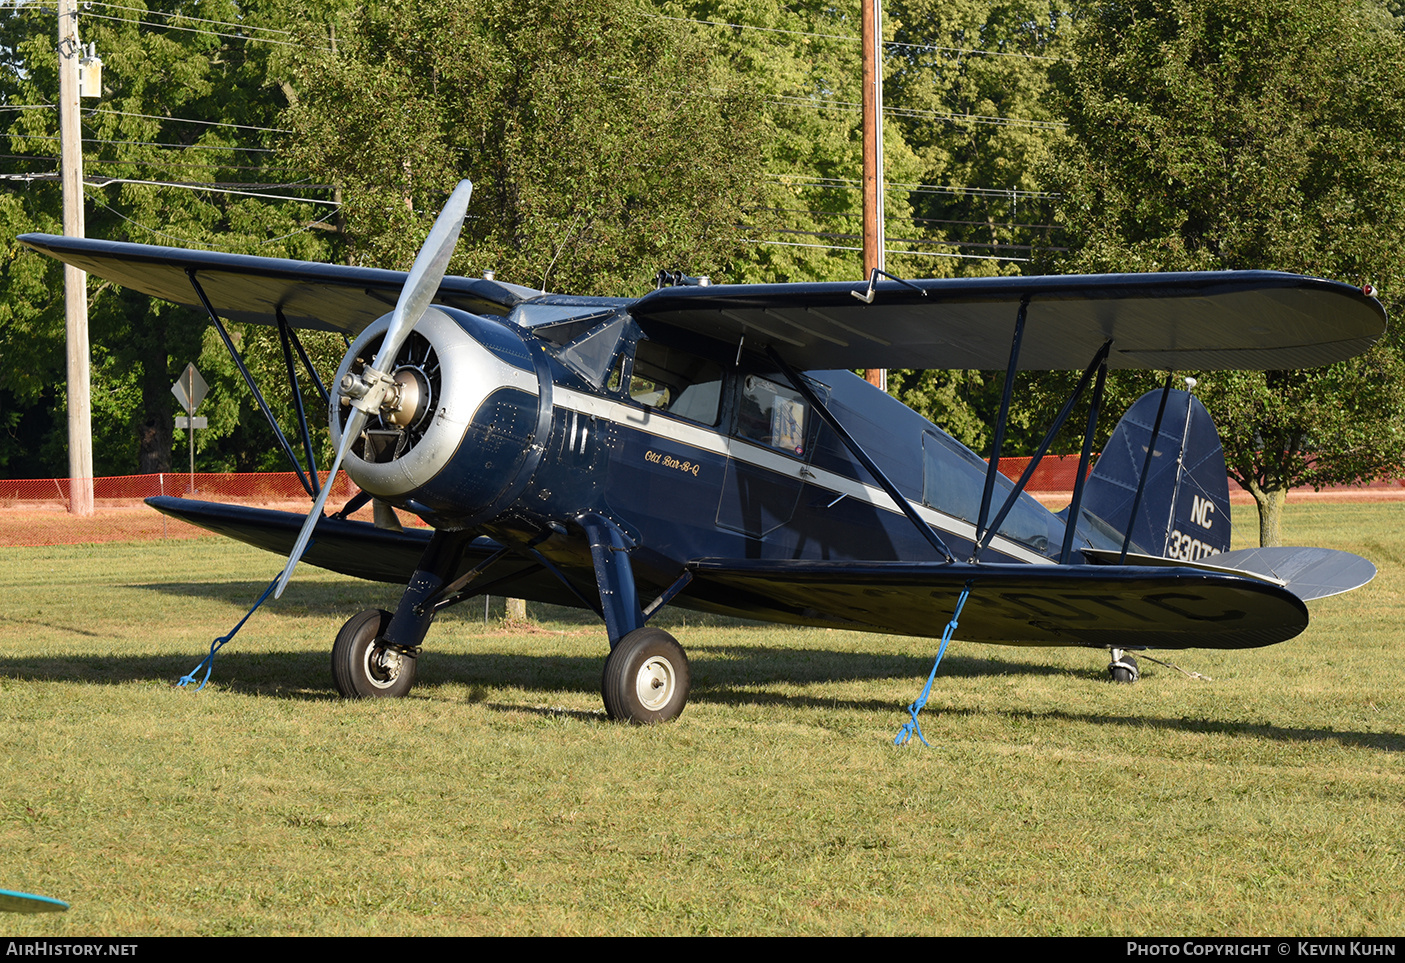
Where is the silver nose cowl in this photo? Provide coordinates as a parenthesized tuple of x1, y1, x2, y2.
(331, 306, 543, 511)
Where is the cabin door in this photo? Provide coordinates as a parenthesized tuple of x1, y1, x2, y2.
(716, 374, 819, 538)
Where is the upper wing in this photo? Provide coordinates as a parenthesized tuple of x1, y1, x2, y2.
(23, 234, 1386, 368)
(684, 558, 1310, 649)
(18, 234, 540, 334)
(631, 271, 1386, 371)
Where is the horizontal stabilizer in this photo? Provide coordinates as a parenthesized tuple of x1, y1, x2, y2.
(685, 558, 1309, 649)
(1084, 546, 1375, 601)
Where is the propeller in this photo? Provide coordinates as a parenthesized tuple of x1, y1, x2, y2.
(274, 179, 474, 598)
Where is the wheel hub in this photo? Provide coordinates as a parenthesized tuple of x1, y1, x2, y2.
(364, 644, 404, 689)
(635, 657, 676, 711)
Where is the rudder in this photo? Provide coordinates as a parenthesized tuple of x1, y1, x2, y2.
(1075, 387, 1231, 561)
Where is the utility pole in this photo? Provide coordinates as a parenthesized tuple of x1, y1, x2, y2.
(861, 0, 887, 393)
(58, 0, 93, 516)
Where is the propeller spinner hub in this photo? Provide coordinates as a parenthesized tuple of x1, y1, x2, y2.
(384, 367, 430, 429)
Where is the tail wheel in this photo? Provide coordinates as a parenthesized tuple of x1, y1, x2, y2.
(332, 609, 417, 698)
(1108, 650, 1140, 684)
(602, 627, 690, 724)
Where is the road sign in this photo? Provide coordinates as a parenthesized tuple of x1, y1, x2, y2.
(171, 362, 208, 492)
(171, 362, 207, 414)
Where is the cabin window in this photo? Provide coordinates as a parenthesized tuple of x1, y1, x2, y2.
(737, 375, 809, 456)
(921, 431, 984, 522)
(613, 340, 724, 426)
(921, 429, 1057, 553)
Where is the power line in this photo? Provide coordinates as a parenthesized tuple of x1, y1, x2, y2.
(752, 206, 1063, 231)
(649, 13, 858, 45)
(767, 93, 1064, 130)
(87, 176, 338, 206)
(769, 174, 1060, 201)
(78, 2, 323, 50)
(85, 108, 292, 136)
(9, 131, 277, 152)
(887, 39, 1065, 63)
(2, 166, 337, 204)
(738, 236, 1030, 263)
(0, 152, 314, 173)
(758, 224, 1059, 253)
(649, 13, 1063, 62)
(84, 2, 298, 37)
(91, 196, 339, 247)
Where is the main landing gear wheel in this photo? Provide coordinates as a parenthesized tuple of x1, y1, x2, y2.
(601, 627, 690, 724)
(1108, 649, 1140, 684)
(332, 609, 418, 698)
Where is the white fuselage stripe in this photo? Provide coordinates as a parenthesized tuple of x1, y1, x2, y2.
(553, 386, 1054, 565)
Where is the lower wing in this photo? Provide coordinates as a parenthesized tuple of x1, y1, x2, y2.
(146, 497, 579, 606)
(684, 558, 1312, 649)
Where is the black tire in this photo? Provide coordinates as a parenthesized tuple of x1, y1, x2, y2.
(331, 609, 417, 698)
(601, 627, 690, 723)
(1109, 653, 1139, 684)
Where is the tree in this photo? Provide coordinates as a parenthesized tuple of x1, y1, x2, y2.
(870, 0, 1074, 451)
(1048, 0, 1405, 545)
(283, 0, 773, 296)
(0, 0, 344, 478)
(887, 0, 1070, 273)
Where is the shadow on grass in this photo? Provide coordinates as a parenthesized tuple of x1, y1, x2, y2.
(0, 647, 1036, 697)
(1, 646, 1401, 752)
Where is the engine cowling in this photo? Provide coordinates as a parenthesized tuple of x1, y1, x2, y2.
(330, 306, 549, 525)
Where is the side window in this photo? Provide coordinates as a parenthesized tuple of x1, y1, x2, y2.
(921, 430, 984, 521)
(921, 429, 1057, 553)
(620, 341, 724, 426)
(737, 375, 809, 456)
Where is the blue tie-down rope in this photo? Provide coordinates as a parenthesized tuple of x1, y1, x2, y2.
(175, 572, 282, 691)
(894, 580, 974, 747)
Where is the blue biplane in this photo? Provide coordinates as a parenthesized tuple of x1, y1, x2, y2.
(21, 180, 1382, 722)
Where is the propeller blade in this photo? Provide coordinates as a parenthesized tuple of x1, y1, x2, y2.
(373, 178, 474, 375)
(273, 407, 366, 598)
(273, 179, 474, 598)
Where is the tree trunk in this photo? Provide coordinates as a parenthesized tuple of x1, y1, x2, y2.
(1245, 479, 1287, 547)
(137, 316, 174, 474)
(505, 598, 527, 622)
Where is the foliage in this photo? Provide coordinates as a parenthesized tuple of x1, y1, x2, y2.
(285, 0, 770, 297)
(887, 0, 1070, 274)
(0, 0, 342, 477)
(1047, 0, 1405, 543)
(877, 0, 1074, 449)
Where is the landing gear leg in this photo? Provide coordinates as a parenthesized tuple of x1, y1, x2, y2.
(1108, 648, 1140, 684)
(330, 529, 471, 699)
(578, 511, 691, 723)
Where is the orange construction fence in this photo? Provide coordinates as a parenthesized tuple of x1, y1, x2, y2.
(0, 471, 358, 506)
(2, 461, 1401, 548)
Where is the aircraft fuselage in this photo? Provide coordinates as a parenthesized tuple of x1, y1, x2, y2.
(331, 299, 1069, 623)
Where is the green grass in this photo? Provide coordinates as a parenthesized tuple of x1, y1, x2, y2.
(1, 501, 1403, 934)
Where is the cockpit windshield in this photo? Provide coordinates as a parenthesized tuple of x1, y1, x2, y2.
(516, 303, 636, 388)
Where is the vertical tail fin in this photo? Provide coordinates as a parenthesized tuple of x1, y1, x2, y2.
(1076, 388, 1231, 561)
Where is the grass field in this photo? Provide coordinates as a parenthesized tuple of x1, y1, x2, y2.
(1, 500, 1402, 935)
